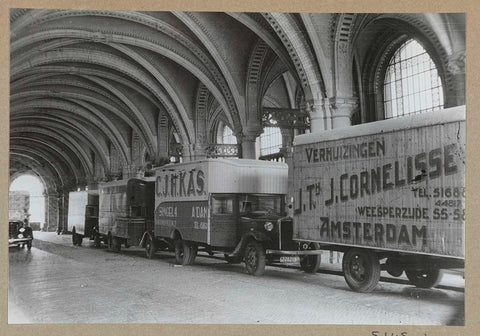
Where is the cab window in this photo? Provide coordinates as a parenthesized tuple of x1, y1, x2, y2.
(212, 195, 234, 214)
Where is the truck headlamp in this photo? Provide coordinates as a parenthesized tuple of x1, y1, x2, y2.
(19, 228, 25, 233)
(264, 222, 274, 231)
(18, 234, 24, 238)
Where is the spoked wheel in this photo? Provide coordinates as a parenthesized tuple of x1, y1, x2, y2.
(405, 268, 443, 288)
(342, 248, 380, 292)
(174, 240, 197, 265)
(145, 235, 157, 259)
(299, 242, 321, 273)
(244, 240, 266, 276)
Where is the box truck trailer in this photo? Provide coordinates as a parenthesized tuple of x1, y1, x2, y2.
(290, 106, 465, 291)
(67, 190, 99, 246)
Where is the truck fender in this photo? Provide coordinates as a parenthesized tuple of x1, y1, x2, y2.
(229, 231, 271, 257)
(139, 231, 153, 248)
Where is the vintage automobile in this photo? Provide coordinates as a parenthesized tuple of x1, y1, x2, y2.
(9, 220, 33, 250)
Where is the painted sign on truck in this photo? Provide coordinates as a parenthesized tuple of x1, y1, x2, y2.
(292, 106, 465, 258)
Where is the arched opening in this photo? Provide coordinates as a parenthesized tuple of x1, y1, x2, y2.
(10, 174, 45, 230)
(222, 124, 237, 145)
(383, 39, 444, 118)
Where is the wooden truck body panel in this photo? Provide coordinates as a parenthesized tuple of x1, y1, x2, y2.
(99, 178, 155, 245)
(67, 190, 99, 237)
(155, 159, 288, 248)
(292, 106, 465, 258)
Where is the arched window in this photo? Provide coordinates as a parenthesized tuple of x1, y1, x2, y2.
(383, 39, 444, 118)
(259, 126, 282, 156)
(222, 125, 236, 144)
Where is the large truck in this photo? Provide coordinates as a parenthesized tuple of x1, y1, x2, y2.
(96, 178, 155, 251)
(290, 106, 465, 292)
(67, 190, 99, 246)
(140, 159, 321, 275)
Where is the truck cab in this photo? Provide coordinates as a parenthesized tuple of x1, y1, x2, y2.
(146, 159, 320, 275)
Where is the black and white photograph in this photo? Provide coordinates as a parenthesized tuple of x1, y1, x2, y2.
(6, 5, 470, 330)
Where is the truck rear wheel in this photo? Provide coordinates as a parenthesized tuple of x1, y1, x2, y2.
(300, 242, 321, 273)
(244, 240, 266, 276)
(111, 237, 121, 252)
(93, 233, 101, 248)
(405, 268, 443, 288)
(76, 234, 83, 246)
(174, 240, 197, 265)
(342, 248, 380, 292)
(145, 235, 157, 259)
(72, 228, 77, 246)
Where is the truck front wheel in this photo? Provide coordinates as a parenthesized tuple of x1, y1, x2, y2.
(174, 240, 197, 265)
(405, 268, 443, 288)
(145, 235, 157, 259)
(300, 242, 321, 273)
(342, 248, 380, 292)
(244, 240, 266, 276)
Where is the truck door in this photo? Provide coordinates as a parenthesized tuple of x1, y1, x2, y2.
(210, 194, 238, 247)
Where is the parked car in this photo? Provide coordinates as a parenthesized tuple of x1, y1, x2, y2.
(9, 220, 33, 250)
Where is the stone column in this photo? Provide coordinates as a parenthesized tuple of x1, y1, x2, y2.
(240, 120, 263, 159)
(330, 97, 358, 129)
(182, 144, 194, 162)
(446, 50, 466, 107)
(307, 98, 331, 133)
(44, 191, 59, 232)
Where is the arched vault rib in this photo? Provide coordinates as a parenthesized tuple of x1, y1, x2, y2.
(11, 126, 94, 176)
(12, 28, 237, 143)
(11, 115, 110, 171)
(11, 10, 241, 131)
(10, 147, 75, 188)
(11, 105, 129, 168)
(11, 48, 165, 152)
(11, 90, 145, 162)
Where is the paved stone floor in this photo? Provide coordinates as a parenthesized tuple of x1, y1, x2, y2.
(9, 232, 464, 325)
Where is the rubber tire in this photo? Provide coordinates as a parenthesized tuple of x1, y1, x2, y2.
(342, 248, 381, 293)
(385, 258, 404, 277)
(107, 234, 113, 251)
(145, 235, 157, 259)
(224, 254, 242, 264)
(300, 242, 321, 273)
(405, 268, 443, 288)
(244, 240, 267, 276)
(76, 234, 83, 246)
(72, 228, 77, 246)
(26, 240, 32, 251)
(93, 233, 101, 248)
(174, 240, 196, 265)
(111, 236, 121, 253)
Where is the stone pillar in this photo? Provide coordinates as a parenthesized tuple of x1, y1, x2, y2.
(182, 144, 194, 162)
(44, 191, 59, 232)
(240, 120, 263, 159)
(330, 97, 358, 129)
(307, 98, 331, 133)
(446, 50, 466, 107)
(193, 143, 208, 160)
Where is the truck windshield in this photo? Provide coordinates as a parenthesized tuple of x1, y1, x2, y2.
(239, 194, 283, 216)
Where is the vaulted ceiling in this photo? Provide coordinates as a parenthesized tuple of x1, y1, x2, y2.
(10, 10, 465, 195)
